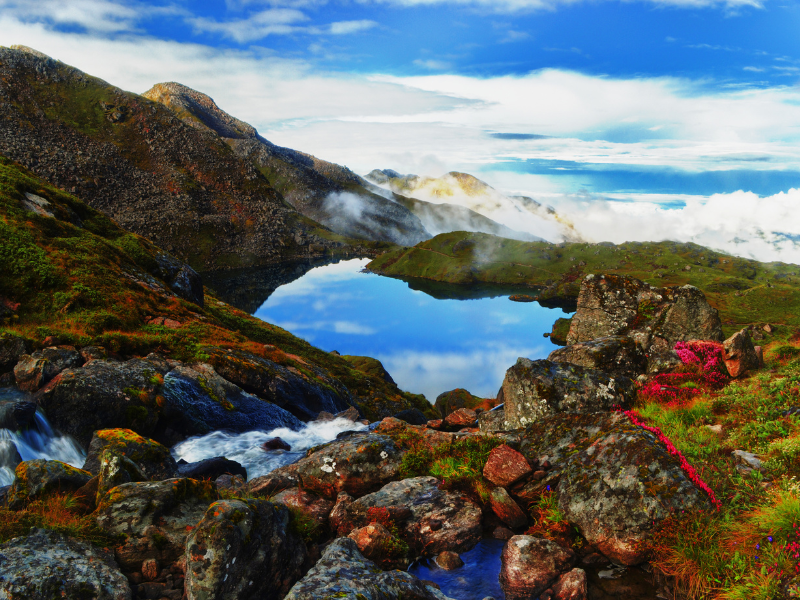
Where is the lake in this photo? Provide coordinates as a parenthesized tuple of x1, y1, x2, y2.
(252, 258, 570, 402)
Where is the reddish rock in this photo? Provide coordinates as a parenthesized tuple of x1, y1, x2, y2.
(435, 551, 464, 570)
(347, 522, 410, 570)
(500, 536, 576, 600)
(142, 558, 159, 581)
(271, 487, 334, 526)
(262, 437, 291, 451)
(754, 346, 764, 367)
(444, 408, 478, 428)
(483, 444, 532, 488)
(490, 487, 527, 529)
(426, 419, 444, 430)
(493, 526, 514, 540)
(13, 346, 82, 392)
(329, 491, 356, 536)
(723, 328, 761, 378)
(552, 568, 588, 600)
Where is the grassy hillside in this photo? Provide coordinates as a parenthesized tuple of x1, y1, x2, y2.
(0, 155, 432, 419)
(368, 231, 800, 334)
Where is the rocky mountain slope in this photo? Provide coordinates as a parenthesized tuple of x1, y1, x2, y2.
(142, 82, 430, 247)
(0, 46, 395, 273)
(366, 169, 582, 243)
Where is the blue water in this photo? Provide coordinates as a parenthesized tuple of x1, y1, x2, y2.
(253, 258, 567, 401)
(409, 538, 506, 600)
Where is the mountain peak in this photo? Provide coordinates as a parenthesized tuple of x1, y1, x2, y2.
(143, 82, 258, 140)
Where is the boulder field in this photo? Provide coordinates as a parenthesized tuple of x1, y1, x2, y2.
(0, 273, 756, 599)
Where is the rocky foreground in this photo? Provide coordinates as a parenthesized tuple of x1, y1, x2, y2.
(0, 272, 776, 600)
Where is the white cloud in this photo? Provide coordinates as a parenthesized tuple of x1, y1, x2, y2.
(413, 58, 452, 70)
(355, 0, 763, 13)
(188, 9, 310, 42)
(327, 19, 377, 34)
(0, 0, 153, 33)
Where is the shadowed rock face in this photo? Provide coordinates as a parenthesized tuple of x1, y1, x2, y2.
(723, 328, 761, 378)
(548, 335, 647, 380)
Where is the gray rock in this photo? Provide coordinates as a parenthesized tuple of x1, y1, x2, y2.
(184, 498, 306, 600)
(285, 538, 455, 600)
(176, 456, 247, 480)
(154, 252, 204, 307)
(0, 528, 131, 600)
(0, 334, 29, 372)
(0, 400, 37, 430)
(548, 335, 647, 379)
(7, 459, 92, 509)
(478, 408, 507, 432)
(501, 359, 635, 429)
(82, 429, 178, 481)
(14, 346, 82, 392)
(96, 450, 147, 502)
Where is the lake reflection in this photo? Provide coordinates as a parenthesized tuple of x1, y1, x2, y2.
(253, 259, 570, 401)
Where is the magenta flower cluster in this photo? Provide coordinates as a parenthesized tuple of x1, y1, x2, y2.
(641, 341, 730, 407)
(623, 409, 722, 510)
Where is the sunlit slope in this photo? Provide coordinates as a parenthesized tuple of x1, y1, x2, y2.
(368, 231, 800, 332)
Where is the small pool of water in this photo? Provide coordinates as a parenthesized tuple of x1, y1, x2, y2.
(253, 259, 569, 401)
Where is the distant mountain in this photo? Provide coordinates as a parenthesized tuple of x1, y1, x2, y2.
(143, 82, 430, 247)
(366, 169, 582, 242)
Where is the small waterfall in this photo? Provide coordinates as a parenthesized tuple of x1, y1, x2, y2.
(0, 389, 86, 486)
(171, 417, 368, 481)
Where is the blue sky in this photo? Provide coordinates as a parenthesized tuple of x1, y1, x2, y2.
(3, 0, 800, 260)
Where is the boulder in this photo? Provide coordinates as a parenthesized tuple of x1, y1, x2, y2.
(483, 444, 532, 488)
(184, 498, 306, 600)
(434, 388, 486, 419)
(14, 346, 82, 392)
(275, 432, 403, 498)
(723, 328, 761, 378)
(501, 359, 635, 429)
(348, 522, 411, 570)
(7, 459, 92, 509)
(557, 418, 710, 565)
(284, 537, 454, 600)
(394, 408, 429, 426)
(215, 473, 246, 495)
(566, 274, 724, 373)
(177, 456, 247, 480)
(262, 437, 291, 451)
(345, 476, 482, 556)
(0, 333, 29, 372)
(444, 407, 478, 429)
(95, 478, 218, 573)
(499, 536, 576, 600)
(489, 486, 527, 529)
(0, 400, 37, 430)
(0, 528, 131, 600)
(548, 336, 647, 379)
(552, 568, 588, 600)
(95, 450, 147, 503)
(83, 429, 178, 480)
(271, 487, 334, 526)
(154, 252, 204, 307)
(203, 346, 352, 421)
(435, 551, 464, 570)
(247, 472, 300, 497)
(329, 491, 356, 536)
(478, 408, 507, 432)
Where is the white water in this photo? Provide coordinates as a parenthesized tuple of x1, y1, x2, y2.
(171, 417, 368, 481)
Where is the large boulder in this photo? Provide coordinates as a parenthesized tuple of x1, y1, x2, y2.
(203, 346, 352, 421)
(434, 388, 486, 419)
(184, 498, 306, 600)
(501, 359, 635, 429)
(548, 335, 647, 379)
(344, 476, 482, 557)
(272, 432, 403, 499)
(489, 486, 527, 529)
(284, 537, 454, 600)
(0, 528, 131, 600)
(83, 429, 178, 480)
(483, 444, 533, 488)
(95, 450, 148, 503)
(557, 418, 710, 565)
(0, 400, 37, 430)
(177, 456, 247, 481)
(0, 333, 30, 373)
(14, 346, 83, 392)
(499, 536, 576, 600)
(271, 487, 334, 526)
(347, 522, 411, 570)
(95, 478, 218, 573)
(7, 459, 92, 509)
(566, 274, 724, 373)
(723, 328, 761, 378)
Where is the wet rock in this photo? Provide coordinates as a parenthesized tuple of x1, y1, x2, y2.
(276, 432, 403, 499)
(436, 551, 464, 570)
(262, 436, 291, 451)
(285, 537, 454, 600)
(154, 252, 204, 307)
(723, 328, 761, 378)
(0, 528, 131, 600)
(489, 487, 527, 529)
(271, 487, 334, 526)
(95, 478, 218, 573)
(96, 450, 148, 502)
(214, 473, 246, 494)
(444, 407, 478, 428)
(500, 536, 576, 600)
(0, 400, 36, 430)
(348, 522, 411, 570)
(176, 456, 247, 480)
(501, 359, 635, 429)
(394, 408, 429, 425)
(7, 459, 92, 509)
(203, 346, 352, 422)
(549, 336, 647, 379)
(483, 444, 532, 488)
(434, 388, 486, 419)
(247, 472, 300, 497)
(567, 274, 724, 373)
(552, 568, 588, 600)
(317, 406, 361, 422)
(83, 429, 178, 481)
(0, 333, 29, 372)
(14, 346, 82, 392)
(478, 408, 507, 432)
(493, 526, 514, 540)
(345, 476, 482, 556)
(557, 419, 710, 565)
(184, 498, 306, 600)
